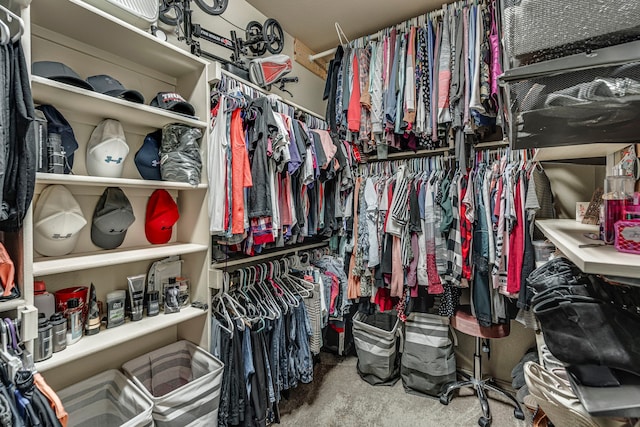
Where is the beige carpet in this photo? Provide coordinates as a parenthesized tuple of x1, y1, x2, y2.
(278, 353, 530, 427)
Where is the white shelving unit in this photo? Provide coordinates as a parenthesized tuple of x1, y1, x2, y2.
(36, 307, 207, 372)
(536, 219, 640, 278)
(34, 243, 208, 276)
(24, 0, 212, 388)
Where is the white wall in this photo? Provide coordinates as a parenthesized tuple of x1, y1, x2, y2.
(160, 1, 328, 115)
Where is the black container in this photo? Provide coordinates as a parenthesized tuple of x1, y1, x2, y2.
(35, 314, 53, 362)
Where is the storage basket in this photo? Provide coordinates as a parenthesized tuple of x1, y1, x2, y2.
(122, 340, 225, 427)
(58, 369, 154, 427)
(615, 220, 640, 254)
(502, 0, 640, 66)
(504, 59, 640, 149)
(352, 311, 401, 386)
(401, 312, 456, 397)
(303, 281, 323, 355)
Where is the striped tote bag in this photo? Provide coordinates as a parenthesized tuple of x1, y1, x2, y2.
(401, 312, 456, 397)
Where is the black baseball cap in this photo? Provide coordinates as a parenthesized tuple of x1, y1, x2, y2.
(150, 92, 195, 116)
(91, 187, 136, 250)
(86, 75, 145, 104)
(32, 61, 94, 91)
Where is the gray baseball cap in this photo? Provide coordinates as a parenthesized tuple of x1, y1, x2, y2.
(91, 187, 136, 250)
(32, 61, 95, 91)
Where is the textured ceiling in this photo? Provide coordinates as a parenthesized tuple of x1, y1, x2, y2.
(247, 0, 451, 53)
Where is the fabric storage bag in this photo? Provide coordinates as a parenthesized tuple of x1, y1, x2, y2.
(352, 311, 401, 386)
(122, 340, 224, 427)
(401, 312, 456, 397)
(58, 369, 154, 427)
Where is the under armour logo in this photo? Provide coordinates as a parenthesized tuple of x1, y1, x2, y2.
(105, 156, 123, 164)
(151, 160, 159, 167)
(52, 233, 72, 239)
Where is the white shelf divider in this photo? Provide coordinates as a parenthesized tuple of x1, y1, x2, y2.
(31, 76, 207, 130)
(0, 299, 27, 313)
(34, 243, 208, 276)
(35, 307, 207, 372)
(30, 0, 207, 77)
(36, 172, 207, 191)
(536, 219, 640, 278)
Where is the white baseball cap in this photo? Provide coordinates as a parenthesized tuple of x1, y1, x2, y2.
(34, 185, 87, 257)
(86, 119, 130, 178)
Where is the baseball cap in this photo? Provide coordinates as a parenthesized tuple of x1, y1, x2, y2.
(86, 75, 145, 104)
(34, 185, 87, 257)
(135, 130, 162, 180)
(86, 119, 130, 178)
(145, 189, 179, 244)
(150, 92, 195, 116)
(36, 105, 79, 174)
(91, 187, 136, 250)
(32, 61, 95, 91)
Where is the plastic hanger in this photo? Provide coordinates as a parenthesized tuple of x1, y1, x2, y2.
(0, 4, 23, 43)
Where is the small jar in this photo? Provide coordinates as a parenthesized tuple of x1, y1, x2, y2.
(106, 290, 126, 329)
(65, 298, 83, 345)
(49, 312, 67, 353)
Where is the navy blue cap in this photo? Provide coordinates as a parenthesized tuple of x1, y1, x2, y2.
(35, 105, 79, 174)
(135, 130, 162, 180)
(86, 75, 145, 104)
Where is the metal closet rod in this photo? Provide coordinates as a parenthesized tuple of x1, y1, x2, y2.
(309, 0, 477, 62)
(219, 69, 326, 121)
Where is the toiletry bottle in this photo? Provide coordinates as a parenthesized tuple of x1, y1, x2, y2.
(34, 281, 55, 320)
(34, 314, 53, 362)
(603, 170, 634, 244)
(147, 291, 159, 317)
(49, 312, 67, 353)
(65, 298, 83, 345)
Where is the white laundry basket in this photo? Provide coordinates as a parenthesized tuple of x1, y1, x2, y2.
(122, 340, 225, 427)
(58, 369, 154, 427)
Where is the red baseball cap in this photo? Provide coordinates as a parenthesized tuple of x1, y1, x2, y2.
(145, 189, 179, 244)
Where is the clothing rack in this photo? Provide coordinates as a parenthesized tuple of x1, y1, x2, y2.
(364, 146, 452, 162)
(216, 69, 327, 125)
(309, 0, 465, 62)
(211, 240, 330, 270)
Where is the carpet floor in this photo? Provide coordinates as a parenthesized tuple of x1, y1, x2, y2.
(278, 352, 530, 427)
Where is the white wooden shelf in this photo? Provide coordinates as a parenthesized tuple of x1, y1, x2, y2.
(36, 172, 207, 190)
(535, 143, 630, 162)
(30, 0, 207, 77)
(31, 77, 207, 130)
(536, 219, 640, 278)
(0, 299, 26, 313)
(34, 243, 209, 276)
(35, 307, 207, 372)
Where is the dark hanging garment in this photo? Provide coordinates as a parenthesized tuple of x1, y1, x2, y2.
(0, 41, 36, 231)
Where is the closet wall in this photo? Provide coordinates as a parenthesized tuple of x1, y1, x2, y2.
(160, 0, 327, 115)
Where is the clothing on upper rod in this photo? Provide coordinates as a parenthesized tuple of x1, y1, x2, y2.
(323, 0, 505, 161)
(208, 77, 355, 257)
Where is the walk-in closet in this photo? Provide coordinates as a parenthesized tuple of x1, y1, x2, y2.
(0, 0, 639, 426)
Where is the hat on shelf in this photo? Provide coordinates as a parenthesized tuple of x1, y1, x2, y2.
(150, 92, 196, 117)
(36, 105, 79, 174)
(32, 61, 95, 91)
(91, 187, 136, 250)
(86, 119, 130, 178)
(145, 189, 179, 244)
(34, 185, 87, 257)
(135, 130, 162, 180)
(86, 75, 145, 104)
